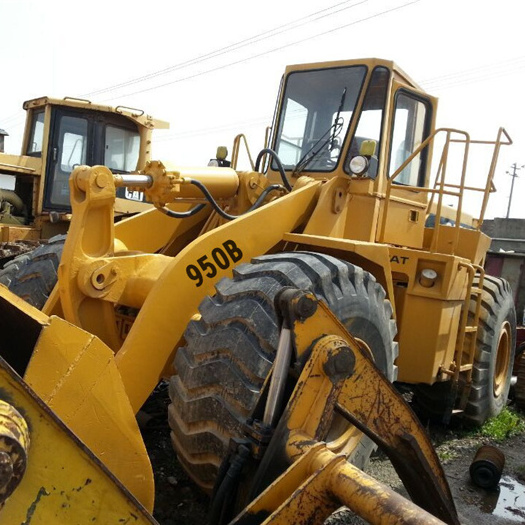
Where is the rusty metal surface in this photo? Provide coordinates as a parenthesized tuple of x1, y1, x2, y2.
(0, 399, 29, 505)
(233, 293, 458, 524)
(469, 445, 505, 489)
(286, 296, 459, 524)
(233, 444, 447, 525)
(515, 350, 525, 411)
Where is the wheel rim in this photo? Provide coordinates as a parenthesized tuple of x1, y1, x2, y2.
(327, 338, 373, 455)
(493, 321, 512, 398)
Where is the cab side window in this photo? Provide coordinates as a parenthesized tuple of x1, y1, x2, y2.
(389, 92, 430, 186)
(27, 111, 45, 156)
(105, 125, 140, 173)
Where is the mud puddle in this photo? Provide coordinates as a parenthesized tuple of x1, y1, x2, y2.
(479, 475, 525, 522)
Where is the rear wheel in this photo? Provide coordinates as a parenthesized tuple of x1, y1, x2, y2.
(415, 275, 516, 425)
(0, 235, 65, 309)
(464, 276, 516, 424)
(168, 252, 397, 493)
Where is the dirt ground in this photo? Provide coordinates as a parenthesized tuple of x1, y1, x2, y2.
(141, 383, 525, 525)
(364, 429, 525, 525)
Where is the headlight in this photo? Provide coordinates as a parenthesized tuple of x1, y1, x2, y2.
(349, 155, 369, 176)
(419, 268, 438, 288)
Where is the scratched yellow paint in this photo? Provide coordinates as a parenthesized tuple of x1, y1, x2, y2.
(0, 357, 156, 524)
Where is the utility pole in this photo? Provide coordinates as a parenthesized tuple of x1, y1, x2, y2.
(506, 163, 525, 218)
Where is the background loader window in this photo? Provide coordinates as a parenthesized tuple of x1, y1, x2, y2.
(27, 111, 45, 155)
(105, 126, 140, 173)
(51, 116, 88, 206)
(60, 121, 87, 172)
(389, 92, 429, 186)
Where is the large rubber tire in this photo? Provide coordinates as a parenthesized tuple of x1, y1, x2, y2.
(463, 275, 516, 425)
(415, 276, 516, 425)
(168, 252, 398, 493)
(0, 235, 66, 309)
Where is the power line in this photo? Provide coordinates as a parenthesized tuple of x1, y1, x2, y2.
(422, 56, 525, 85)
(155, 115, 272, 142)
(82, 0, 368, 98)
(0, 111, 25, 127)
(102, 0, 421, 102)
(420, 56, 525, 91)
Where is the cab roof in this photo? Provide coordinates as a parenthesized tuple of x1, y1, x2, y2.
(23, 96, 169, 130)
(283, 58, 424, 92)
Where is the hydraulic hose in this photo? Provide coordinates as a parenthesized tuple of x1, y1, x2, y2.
(154, 203, 207, 219)
(0, 189, 27, 219)
(208, 445, 251, 525)
(188, 179, 285, 221)
(254, 148, 292, 192)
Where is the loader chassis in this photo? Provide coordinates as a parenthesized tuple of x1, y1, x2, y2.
(0, 58, 514, 523)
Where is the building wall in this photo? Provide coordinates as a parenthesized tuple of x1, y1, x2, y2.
(483, 218, 525, 325)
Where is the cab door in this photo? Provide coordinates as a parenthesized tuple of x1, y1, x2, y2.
(44, 109, 93, 211)
(378, 81, 437, 249)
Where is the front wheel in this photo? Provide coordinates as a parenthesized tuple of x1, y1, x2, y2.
(167, 252, 398, 495)
(0, 235, 65, 309)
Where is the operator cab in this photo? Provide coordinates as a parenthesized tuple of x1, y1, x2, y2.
(270, 59, 434, 189)
(7, 96, 168, 230)
(267, 59, 437, 248)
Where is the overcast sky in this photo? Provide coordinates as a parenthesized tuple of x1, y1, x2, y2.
(1, 0, 524, 219)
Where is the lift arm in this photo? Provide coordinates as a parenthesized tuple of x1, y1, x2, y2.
(235, 291, 459, 525)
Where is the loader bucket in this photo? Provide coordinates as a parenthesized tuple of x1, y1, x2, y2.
(0, 287, 44, 377)
(0, 355, 157, 523)
(0, 285, 155, 511)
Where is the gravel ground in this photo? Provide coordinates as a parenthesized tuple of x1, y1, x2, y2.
(347, 428, 525, 525)
(141, 384, 525, 525)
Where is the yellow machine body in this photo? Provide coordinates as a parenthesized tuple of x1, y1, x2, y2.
(43, 59, 510, 390)
(0, 347, 156, 523)
(0, 58, 514, 524)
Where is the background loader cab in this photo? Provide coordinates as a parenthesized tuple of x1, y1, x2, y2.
(0, 96, 167, 247)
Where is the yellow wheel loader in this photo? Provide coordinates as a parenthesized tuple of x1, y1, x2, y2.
(0, 58, 515, 524)
(0, 96, 168, 306)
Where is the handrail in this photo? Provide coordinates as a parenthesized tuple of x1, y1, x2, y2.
(264, 126, 272, 150)
(479, 127, 512, 226)
(115, 105, 145, 118)
(378, 127, 512, 256)
(231, 134, 255, 171)
(63, 96, 92, 105)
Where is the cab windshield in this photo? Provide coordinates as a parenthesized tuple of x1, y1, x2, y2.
(273, 65, 367, 172)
